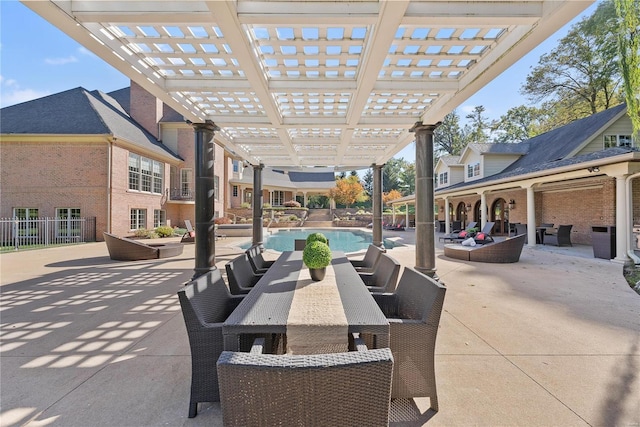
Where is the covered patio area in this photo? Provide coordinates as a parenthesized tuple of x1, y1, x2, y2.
(1, 236, 638, 426)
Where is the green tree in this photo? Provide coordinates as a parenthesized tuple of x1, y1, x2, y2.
(491, 105, 545, 143)
(383, 158, 408, 193)
(362, 169, 373, 196)
(464, 105, 490, 143)
(434, 110, 467, 155)
(399, 162, 415, 196)
(614, 0, 640, 137)
(521, 0, 621, 125)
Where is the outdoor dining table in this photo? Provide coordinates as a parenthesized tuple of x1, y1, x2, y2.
(223, 250, 390, 355)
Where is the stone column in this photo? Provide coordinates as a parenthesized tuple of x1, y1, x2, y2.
(252, 163, 264, 248)
(615, 175, 629, 263)
(192, 121, 219, 279)
(526, 186, 536, 246)
(444, 197, 450, 234)
(372, 164, 384, 249)
(411, 122, 439, 278)
(480, 192, 487, 229)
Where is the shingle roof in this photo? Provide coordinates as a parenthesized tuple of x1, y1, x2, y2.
(231, 167, 336, 189)
(468, 142, 530, 155)
(440, 156, 461, 166)
(1, 87, 181, 161)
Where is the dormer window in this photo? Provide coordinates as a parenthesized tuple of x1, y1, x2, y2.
(439, 172, 448, 185)
(604, 134, 633, 148)
(467, 162, 480, 178)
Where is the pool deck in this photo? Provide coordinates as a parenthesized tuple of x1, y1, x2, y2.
(1, 228, 639, 426)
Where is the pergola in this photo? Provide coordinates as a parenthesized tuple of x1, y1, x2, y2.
(23, 0, 593, 277)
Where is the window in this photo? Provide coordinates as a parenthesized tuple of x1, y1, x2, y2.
(181, 169, 192, 198)
(154, 209, 166, 227)
(272, 191, 285, 206)
(129, 153, 163, 194)
(214, 175, 220, 201)
(56, 208, 81, 237)
(130, 209, 146, 230)
(232, 185, 239, 197)
(604, 134, 634, 148)
(439, 172, 448, 185)
(13, 208, 39, 237)
(233, 160, 239, 172)
(467, 162, 480, 178)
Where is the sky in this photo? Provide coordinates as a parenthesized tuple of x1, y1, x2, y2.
(1, 0, 600, 163)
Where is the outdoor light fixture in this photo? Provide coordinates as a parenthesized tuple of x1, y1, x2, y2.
(466, 203, 472, 211)
(587, 166, 600, 173)
(508, 199, 516, 210)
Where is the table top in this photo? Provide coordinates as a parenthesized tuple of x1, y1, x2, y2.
(223, 251, 389, 353)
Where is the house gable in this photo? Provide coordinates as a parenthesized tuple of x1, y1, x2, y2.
(434, 156, 462, 189)
(574, 113, 635, 157)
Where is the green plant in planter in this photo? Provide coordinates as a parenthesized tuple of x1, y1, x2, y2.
(306, 232, 328, 245)
(302, 241, 332, 269)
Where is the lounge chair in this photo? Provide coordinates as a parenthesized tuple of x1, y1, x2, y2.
(103, 232, 183, 261)
(181, 219, 195, 243)
(444, 234, 527, 263)
(217, 336, 393, 426)
(384, 218, 406, 231)
(365, 267, 447, 411)
(439, 221, 477, 243)
(544, 224, 573, 246)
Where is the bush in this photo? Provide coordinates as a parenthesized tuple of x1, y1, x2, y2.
(214, 217, 232, 224)
(134, 228, 149, 238)
(241, 202, 251, 209)
(147, 232, 160, 239)
(263, 203, 272, 209)
(155, 226, 174, 237)
(306, 232, 328, 245)
(283, 200, 301, 208)
(302, 241, 332, 269)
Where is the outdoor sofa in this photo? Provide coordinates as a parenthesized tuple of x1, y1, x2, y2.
(443, 234, 527, 263)
(103, 232, 183, 261)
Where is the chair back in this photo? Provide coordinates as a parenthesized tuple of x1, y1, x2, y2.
(217, 347, 393, 426)
(294, 238, 329, 251)
(245, 245, 268, 272)
(184, 219, 194, 232)
(540, 223, 554, 228)
(178, 269, 233, 328)
(480, 221, 495, 235)
(369, 253, 401, 292)
(395, 267, 447, 324)
(465, 221, 478, 230)
(225, 254, 260, 294)
(362, 244, 384, 268)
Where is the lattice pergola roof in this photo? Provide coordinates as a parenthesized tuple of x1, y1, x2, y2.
(23, 0, 593, 169)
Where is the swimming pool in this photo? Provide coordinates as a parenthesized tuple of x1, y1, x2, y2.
(239, 228, 395, 253)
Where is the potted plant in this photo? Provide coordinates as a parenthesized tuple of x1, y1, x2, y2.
(306, 232, 328, 245)
(302, 238, 332, 281)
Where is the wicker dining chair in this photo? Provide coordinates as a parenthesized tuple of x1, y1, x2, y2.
(245, 245, 274, 274)
(544, 224, 573, 246)
(368, 267, 447, 411)
(349, 244, 385, 272)
(217, 336, 394, 427)
(177, 269, 245, 418)
(359, 253, 401, 293)
(225, 253, 263, 295)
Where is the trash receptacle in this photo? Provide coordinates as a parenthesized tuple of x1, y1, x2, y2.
(591, 226, 616, 259)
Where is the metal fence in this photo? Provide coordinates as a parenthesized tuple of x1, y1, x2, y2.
(0, 217, 96, 251)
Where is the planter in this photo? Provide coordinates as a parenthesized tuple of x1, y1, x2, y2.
(309, 267, 326, 281)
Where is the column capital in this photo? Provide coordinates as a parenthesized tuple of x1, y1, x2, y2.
(371, 163, 385, 170)
(410, 121, 441, 134)
(190, 120, 220, 133)
(253, 162, 264, 170)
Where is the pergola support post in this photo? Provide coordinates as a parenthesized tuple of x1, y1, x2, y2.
(252, 163, 264, 249)
(372, 164, 384, 249)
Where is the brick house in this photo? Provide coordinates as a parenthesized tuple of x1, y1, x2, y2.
(431, 103, 640, 262)
(0, 81, 229, 239)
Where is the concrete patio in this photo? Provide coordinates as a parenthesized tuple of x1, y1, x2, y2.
(1, 230, 639, 426)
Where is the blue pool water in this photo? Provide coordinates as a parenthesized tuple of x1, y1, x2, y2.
(239, 228, 395, 253)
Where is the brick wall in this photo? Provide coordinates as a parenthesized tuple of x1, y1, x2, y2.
(129, 81, 162, 139)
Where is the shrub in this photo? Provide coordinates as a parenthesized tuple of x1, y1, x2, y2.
(155, 225, 174, 237)
(240, 202, 251, 209)
(288, 215, 298, 221)
(214, 217, 232, 224)
(147, 232, 160, 239)
(134, 228, 149, 238)
(263, 203, 272, 209)
(302, 241, 332, 269)
(306, 232, 328, 245)
(283, 200, 301, 208)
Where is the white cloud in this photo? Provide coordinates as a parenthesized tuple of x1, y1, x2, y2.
(0, 76, 51, 108)
(44, 55, 78, 65)
(78, 47, 96, 57)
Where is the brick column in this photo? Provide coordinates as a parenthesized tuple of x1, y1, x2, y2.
(192, 121, 219, 279)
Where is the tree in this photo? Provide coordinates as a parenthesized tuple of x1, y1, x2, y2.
(362, 169, 373, 196)
(434, 110, 467, 155)
(490, 105, 546, 143)
(521, 0, 621, 125)
(383, 158, 407, 193)
(614, 0, 640, 138)
(349, 170, 359, 177)
(328, 175, 368, 208)
(382, 189, 403, 206)
(464, 105, 490, 143)
(399, 162, 415, 196)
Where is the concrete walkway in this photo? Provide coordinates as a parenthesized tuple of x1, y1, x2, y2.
(1, 231, 639, 426)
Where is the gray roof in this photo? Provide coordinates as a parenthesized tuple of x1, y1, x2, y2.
(1, 87, 181, 161)
(231, 168, 336, 189)
(440, 156, 461, 166)
(436, 103, 629, 193)
(468, 142, 530, 155)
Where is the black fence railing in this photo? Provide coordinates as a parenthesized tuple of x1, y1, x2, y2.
(0, 217, 96, 251)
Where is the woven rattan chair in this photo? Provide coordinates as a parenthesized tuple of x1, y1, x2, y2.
(103, 232, 183, 261)
(349, 244, 385, 272)
(444, 234, 526, 263)
(544, 224, 573, 246)
(359, 253, 401, 293)
(177, 269, 245, 418)
(368, 267, 446, 411)
(225, 253, 263, 295)
(245, 245, 274, 274)
(217, 336, 394, 427)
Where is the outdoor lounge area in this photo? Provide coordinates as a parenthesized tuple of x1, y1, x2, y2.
(1, 230, 638, 426)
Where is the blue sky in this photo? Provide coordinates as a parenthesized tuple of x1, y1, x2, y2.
(1, 0, 599, 162)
